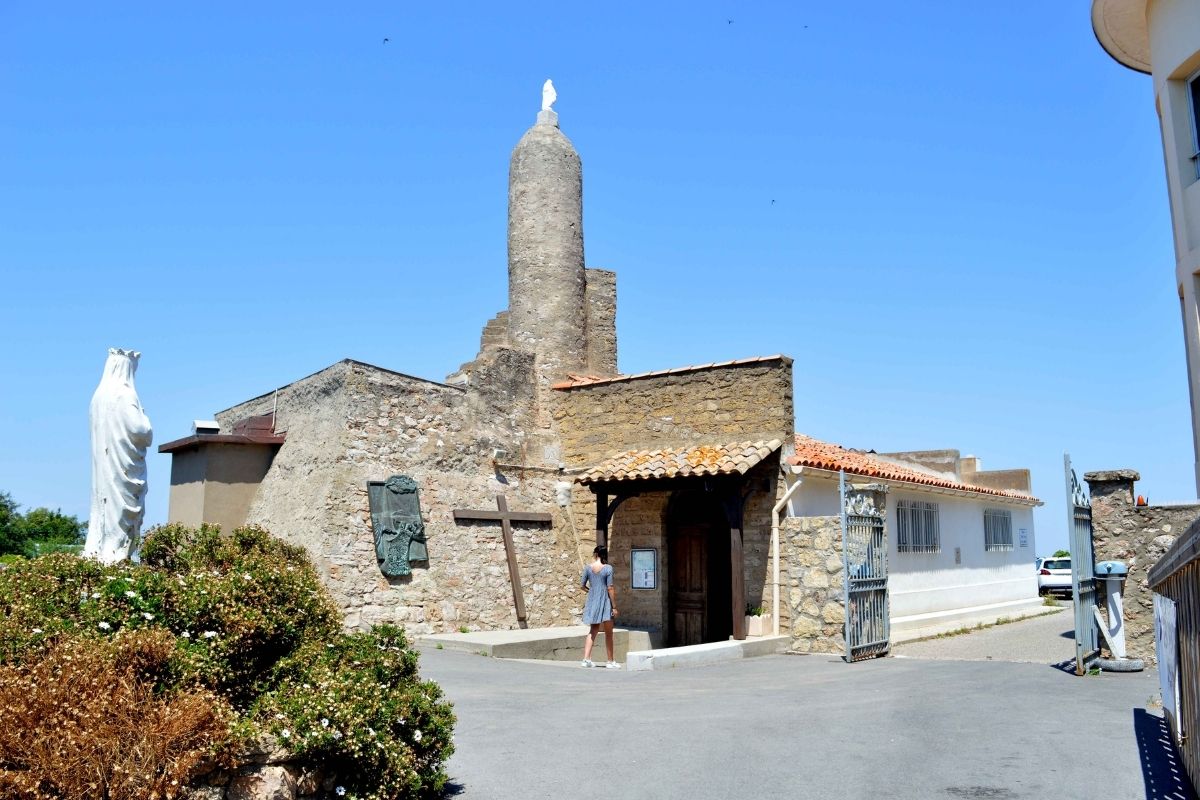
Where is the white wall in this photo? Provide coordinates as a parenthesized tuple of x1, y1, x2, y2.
(788, 474, 1040, 619)
(1145, 0, 1200, 492)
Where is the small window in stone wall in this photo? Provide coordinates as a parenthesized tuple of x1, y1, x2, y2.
(896, 500, 940, 553)
(984, 508, 1013, 552)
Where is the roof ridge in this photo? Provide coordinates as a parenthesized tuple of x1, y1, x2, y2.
(553, 355, 792, 390)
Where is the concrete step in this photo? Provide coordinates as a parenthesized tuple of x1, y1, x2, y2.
(625, 636, 790, 672)
(419, 626, 658, 662)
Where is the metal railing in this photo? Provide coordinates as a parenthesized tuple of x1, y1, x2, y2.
(1149, 518, 1200, 794)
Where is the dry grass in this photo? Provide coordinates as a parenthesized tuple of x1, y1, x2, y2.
(0, 629, 233, 799)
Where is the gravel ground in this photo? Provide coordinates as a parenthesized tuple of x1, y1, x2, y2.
(892, 605, 1076, 664)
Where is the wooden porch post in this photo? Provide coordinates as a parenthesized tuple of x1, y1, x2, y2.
(730, 526, 746, 640)
(595, 489, 608, 549)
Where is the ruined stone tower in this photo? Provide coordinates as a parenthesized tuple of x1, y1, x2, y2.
(508, 105, 588, 381)
(449, 86, 616, 390)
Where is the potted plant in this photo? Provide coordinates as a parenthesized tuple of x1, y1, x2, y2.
(745, 604, 768, 637)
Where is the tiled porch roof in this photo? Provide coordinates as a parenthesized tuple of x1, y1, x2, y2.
(788, 434, 1039, 502)
(576, 439, 783, 486)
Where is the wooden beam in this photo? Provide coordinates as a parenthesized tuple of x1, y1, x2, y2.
(452, 509, 551, 523)
(731, 525, 746, 640)
(452, 494, 553, 626)
(495, 495, 527, 624)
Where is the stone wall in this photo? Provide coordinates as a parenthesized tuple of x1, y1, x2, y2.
(584, 268, 617, 377)
(554, 357, 794, 465)
(185, 735, 336, 799)
(214, 359, 584, 635)
(606, 492, 669, 630)
(1086, 469, 1200, 664)
(781, 515, 844, 654)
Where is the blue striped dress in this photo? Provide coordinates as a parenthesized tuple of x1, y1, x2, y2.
(581, 563, 614, 624)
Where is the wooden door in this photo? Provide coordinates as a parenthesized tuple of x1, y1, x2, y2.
(669, 524, 707, 646)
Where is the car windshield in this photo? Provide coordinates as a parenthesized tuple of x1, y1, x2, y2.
(1044, 559, 1070, 570)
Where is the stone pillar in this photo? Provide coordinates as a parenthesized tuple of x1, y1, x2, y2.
(507, 107, 587, 382)
(1084, 469, 1200, 664)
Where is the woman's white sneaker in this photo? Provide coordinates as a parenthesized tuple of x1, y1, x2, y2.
(580, 659, 594, 668)
(605, 661, 621, 669)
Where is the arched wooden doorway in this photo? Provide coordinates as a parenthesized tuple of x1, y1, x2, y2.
(666, 490, 732, 646)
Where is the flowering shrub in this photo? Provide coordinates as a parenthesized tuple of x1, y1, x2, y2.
(255, 625, 455, 799)
(0, 525, 455, 799)
(0, 629, 235, 799)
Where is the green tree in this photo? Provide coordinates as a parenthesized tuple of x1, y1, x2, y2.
(0, 493, 27, 557)
(1052, 549, 1070, 558)
(18, 508, 86, 546)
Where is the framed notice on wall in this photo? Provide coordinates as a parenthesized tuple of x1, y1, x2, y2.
(631, 548, 657, 590)
(1019, 528, 1029, 549)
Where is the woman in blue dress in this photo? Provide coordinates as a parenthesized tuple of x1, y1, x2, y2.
(580, 545, 620, 669)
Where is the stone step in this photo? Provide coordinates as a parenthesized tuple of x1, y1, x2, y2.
(624, 636, 790, 671)
(418, 625, 658, 662)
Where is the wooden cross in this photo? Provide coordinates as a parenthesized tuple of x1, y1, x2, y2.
(452, 494, 552, 624)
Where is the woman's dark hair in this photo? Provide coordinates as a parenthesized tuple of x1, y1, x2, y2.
(593, 545, 609, 564)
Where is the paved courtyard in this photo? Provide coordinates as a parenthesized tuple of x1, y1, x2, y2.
(418, 640, 1187, 800)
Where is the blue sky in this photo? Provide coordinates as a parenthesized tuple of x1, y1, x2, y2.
(0, 1, 1181, 554)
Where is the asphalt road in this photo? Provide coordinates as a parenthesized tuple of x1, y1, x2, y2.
(417, 645, 1184, 800)
(893, 607, 1076, 664)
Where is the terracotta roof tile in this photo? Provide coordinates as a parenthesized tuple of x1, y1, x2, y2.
(576, 439, 783, 486)
(552, 355, 792, 390)
(788, 434, 1038, 502)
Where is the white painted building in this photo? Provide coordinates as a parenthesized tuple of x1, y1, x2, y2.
(785, 435, 1043, 641)
(1093, 0, 1200, 494)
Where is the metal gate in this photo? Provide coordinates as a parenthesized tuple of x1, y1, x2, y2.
(1064, 454, 1100, 675)
(841, 471, 889, 661)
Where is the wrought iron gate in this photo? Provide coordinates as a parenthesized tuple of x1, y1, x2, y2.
(841, 471, 889, 661)
(1064, 454, 1100, 675)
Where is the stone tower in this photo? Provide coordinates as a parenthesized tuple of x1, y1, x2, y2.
(507, 103, 588, 382)
(447, 83, 616, 391)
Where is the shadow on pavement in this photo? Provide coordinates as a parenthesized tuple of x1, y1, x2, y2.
(1134, 707, 1198, 800)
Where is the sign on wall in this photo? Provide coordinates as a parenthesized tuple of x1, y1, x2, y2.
(1018, 528, 1029, 549)
(631, 548, 657, 590)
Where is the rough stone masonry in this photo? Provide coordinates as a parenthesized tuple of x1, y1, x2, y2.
(160, 89, 802, 647)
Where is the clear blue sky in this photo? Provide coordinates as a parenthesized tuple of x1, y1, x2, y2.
(0, 1, 1182, 555)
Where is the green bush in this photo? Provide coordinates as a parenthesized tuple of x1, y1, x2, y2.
(0, 525, 455, 799)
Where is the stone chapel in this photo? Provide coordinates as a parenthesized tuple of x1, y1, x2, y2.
(160, 90, 1037, 652)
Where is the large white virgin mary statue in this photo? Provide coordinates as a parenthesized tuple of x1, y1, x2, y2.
(85, 348, 153, 563)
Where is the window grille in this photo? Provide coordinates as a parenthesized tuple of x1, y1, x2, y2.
(896, 500, 940, 553)
(984, 508, 1014, 552)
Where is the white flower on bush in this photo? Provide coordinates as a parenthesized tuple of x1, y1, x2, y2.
(414, 729, 422, 742)
(335, 788, 345, 797)
(124, 590, 137, 599)
(321, 718, 330, 728)
(275, 713, 286, 720)
(332, 730, 343, 740)
(90, 592, 101, 599)
(98, 621, 111, 631)
(181, 631, 191, 639)
(141, 612, 154, 621)
(202, 631, 218, 639)
(31, 628, 42, 634)
(280, 729, 291, 739)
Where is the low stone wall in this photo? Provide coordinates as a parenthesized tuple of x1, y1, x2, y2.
(1086, 469, 1200, 664)
(185, 736, 337, 800)
(781, 515, 844, 654)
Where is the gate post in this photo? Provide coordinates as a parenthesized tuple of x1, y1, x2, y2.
(841, 473, 890, 662)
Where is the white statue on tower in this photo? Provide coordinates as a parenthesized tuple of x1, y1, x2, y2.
(541, 79, 557, 112)
(85, 348, 153, 563)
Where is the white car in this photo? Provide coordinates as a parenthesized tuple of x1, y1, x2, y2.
(1038, 557, 1072, 595)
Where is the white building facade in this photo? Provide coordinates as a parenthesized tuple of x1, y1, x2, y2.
(787, 436, 1043, 640)
(1094, 0, 1200, 493)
